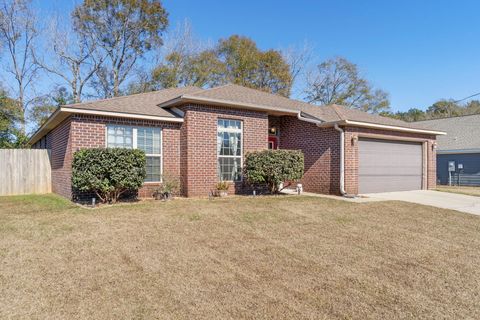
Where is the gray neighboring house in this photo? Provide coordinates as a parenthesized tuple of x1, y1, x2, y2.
(417, 114, 480, 186)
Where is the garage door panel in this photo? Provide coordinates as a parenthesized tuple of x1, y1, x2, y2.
(358, 175, 421, 194)
(359, 138, 422, 193)
(360, 164, 422, 176)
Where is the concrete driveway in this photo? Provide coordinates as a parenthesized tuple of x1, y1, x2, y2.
(363, 190, 480, 215)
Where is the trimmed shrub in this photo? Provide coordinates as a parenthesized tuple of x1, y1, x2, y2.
(72, 148, 146, 203)
(243, 149, 304, 194)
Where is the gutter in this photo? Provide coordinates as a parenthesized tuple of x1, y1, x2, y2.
(29, 107, 184, 145)
(60, 107, 184, 122)
(297, 112, 324, 125)
(296, 115, 445, 197)
(334, 120, 446, 135)
(160, 94, 300, 116)
(436, 148, 480, 155)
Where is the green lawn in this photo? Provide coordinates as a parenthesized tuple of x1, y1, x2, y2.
(1, 194, 480, 319)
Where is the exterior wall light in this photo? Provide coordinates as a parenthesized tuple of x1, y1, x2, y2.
(269, 126, 278, 135)
(432, 142, 437, 150)
(351, 135, 358, 146)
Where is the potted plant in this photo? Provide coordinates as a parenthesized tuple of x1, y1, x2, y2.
(216, 181, 229, 197)
(154, 174, 180, 201)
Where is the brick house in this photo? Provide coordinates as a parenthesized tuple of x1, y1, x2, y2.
(29, 84, 445, 199)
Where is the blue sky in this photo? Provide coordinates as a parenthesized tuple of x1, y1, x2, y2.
(37, 0, 480, 112)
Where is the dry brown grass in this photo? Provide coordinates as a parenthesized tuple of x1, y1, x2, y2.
(1, 194, 480, 319)
(436, 185, 480, 197)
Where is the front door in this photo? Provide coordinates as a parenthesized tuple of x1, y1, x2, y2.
(268, 136, 278, 149)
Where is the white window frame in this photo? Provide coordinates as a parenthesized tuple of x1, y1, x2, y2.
(217, 119, 243, 182)
(105, 125, 163, 183)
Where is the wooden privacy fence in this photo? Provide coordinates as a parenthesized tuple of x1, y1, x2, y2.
(0, 149, 52, 196)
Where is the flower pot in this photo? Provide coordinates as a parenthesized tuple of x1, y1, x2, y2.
(218, 190, 228, 197)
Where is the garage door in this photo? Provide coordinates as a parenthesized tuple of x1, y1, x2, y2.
(359, 138, 423, 193)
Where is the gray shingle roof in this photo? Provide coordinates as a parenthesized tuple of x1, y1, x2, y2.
(415, 114, 480, 151)
(63, 83, 435, 131)
(182, 84, 430, 130)
(64, 86, 203, 118)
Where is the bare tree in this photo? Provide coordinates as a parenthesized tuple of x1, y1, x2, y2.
(0, 0, 39, 134)
(33, 16, 103, 103)
(281, 41, 314, 95)
(72, 0, 169, 98)
(158, 19, 207, 64)
(304, 57, 390, 114)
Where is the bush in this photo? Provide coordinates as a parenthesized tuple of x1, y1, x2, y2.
(154, 173, 180, 200)
(72, 148, 146, 203)
(243, 150, 304, 194)
(215, 181, 229, 191)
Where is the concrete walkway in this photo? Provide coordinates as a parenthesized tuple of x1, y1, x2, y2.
(282, 189, 382, 203)
(363, 190, 480, 215)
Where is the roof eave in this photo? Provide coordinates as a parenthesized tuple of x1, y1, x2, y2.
(159, 95, 301, 116)
(28, 107, 184, 145)
(437, 148, 480, 154)
(319, 120, 447, 135)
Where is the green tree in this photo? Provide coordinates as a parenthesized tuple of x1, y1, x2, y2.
(216, 35, 292, 96)
(151, 50, 224, 89)
(304, 57, 390, 114)
(0, 89, 17, 147)
(252, 49, 292, 97)
(151, 35, 292, 97)
(184, 50, 225, 87)
(0, 87, 27, 148)
(426, 100, 461, 118)
(30, 87, 73, 130)
(405, 108, 427, 121)
(72, 0, 169, 98)
(391, 108, 427, 122)
(464, 100, 480, 115)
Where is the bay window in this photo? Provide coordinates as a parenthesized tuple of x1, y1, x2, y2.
(217, 119, 242, 181)
(106, 125, 162, 182)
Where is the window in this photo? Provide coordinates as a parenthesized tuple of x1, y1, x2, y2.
(106, 125, 162, 182)
(137, 127, 162, 182)
(107, 125, 133, 148)
(217, 119, 242, 181)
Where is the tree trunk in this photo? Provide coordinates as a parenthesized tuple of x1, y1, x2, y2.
(18, 85, 26, 136)
(72, 65, 80, 103)
(113, 67, 120, 97)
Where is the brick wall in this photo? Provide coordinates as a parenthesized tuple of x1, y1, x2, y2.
(70, 114, 181, 199)
(32, 133, 51, 149)
(279, 116, 341, 194)
(181, 104, 268, 197)
(38, 114, 181, 200)
(50, 117, 73, 198)
(344, 126, 437, 195)
(38, 108, 438, 200)
(278, 117, 437, 196)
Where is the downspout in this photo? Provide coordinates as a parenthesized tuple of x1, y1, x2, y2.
(334, 123, 347, 196)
